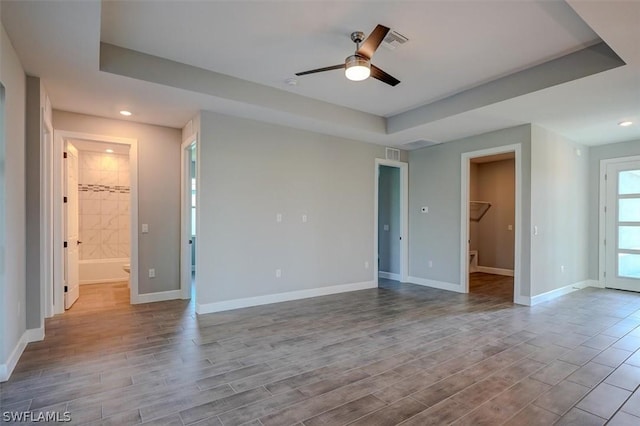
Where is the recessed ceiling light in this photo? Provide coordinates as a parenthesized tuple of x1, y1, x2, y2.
(119, 110, 132, 116)
(105, 149, 114, 153)
(619, 121, 633, 127)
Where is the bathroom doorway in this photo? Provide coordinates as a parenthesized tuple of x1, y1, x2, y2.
(50, 131, 139, 315)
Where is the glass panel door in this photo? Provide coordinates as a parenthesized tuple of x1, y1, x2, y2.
(606, 162, 640, 291)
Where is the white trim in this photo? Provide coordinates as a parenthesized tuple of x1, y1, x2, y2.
(181, 133, 198, 300)
(599, 155, 640, 286)
(51, 131, 138, 312)
(0, 328, 44, 382)
(530, 280, 596, 305)
(475, 266, 514, 277)
(378, 271, 401, 280)
(460, 144, 522, 304)
(407, 276, 463, 293)
(196, 281, 376, 314)
(136, 290, 183, 304)
(374, 158, 409, 286)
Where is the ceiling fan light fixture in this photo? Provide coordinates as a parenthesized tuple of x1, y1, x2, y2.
(345, 55, 371, 81)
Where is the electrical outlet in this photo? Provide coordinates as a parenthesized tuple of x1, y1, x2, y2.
(383, 224, 389, 231)
(508, 225, 513, 231)
(302, 214, 307, 223)
(428, 260, 433, 268)
(365, 261, 369, 269)
(276, 213, 282, 223)
(275, 269, 281, 278)
(149, 268, 156, 278)
(560, 265, 565, 273)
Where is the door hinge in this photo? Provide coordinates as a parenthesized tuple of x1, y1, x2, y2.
(604, 271, 606, 278)
(604, 239, 606, 246)
(604, 206, 607, 213)
(63, 152, 67, 159)
(604, 173, 607, 181)
(64, 286, 68, 293)
(63, 196, 68, 203)
(64, 241, 68, 248)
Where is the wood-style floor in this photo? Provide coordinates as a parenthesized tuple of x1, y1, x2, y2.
(469, 272, 514, 301)
(2, 280, 640, 425)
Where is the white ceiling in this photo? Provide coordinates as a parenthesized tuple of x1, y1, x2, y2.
(1, 0, 639, 148)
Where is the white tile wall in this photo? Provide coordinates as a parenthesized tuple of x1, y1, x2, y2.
(78, 151, 130, 260)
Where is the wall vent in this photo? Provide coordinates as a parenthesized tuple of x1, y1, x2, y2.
(382, 31, 409, 50)
(385, 147, 400, 161)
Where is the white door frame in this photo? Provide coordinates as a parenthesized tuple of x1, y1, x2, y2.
(50, 131, 139, 314)
(599, 155, 640, 286)
(460, 144, 523, 304)
(374, 158, 409, 284)
(180, 133, 198, 299)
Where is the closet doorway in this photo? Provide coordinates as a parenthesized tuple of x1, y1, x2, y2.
(461, 145, 523, 304)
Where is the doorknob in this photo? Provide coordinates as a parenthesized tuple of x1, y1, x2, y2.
(189, 240, 193, 245)
(77, 241, 83, 245)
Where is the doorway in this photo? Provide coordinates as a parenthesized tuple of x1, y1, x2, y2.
(374, 159, 408, 284)
(50, 131, 138, 315)
(180, 134, 197, 299)
(601, 157, 640, 292)
(461, 145, 523, 303)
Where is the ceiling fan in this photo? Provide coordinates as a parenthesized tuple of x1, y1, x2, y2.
(296, 25, 400, 87)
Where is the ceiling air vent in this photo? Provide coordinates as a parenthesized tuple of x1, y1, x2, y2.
(385, 147, 400, 161)
(382, 31, 409, 50)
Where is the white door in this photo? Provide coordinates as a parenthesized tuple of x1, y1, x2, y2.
(605, 160, 640, 291)
(64, 142, 80, 309)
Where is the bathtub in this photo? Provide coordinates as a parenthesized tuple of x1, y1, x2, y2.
(79, 258, 130, 285)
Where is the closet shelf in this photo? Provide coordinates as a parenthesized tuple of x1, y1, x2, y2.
(470, 201, 491, 222)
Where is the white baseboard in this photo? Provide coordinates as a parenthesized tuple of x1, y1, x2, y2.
(80, 278, 127, 285)
(530, 280, 594, 306)
(0, 327, 44, 382)
(475, 266, 514, 277)
(378, 271, 401, 281)
(407, 276, 463, 293)
(135, 289, 183, 304)
(196, 280, 376, 314)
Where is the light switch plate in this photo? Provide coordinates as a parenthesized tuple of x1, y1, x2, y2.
(142, 224, 149, 233)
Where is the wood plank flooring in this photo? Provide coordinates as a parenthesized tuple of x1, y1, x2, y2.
(2, 281, 640, 425)
(469, 273, 514, 301)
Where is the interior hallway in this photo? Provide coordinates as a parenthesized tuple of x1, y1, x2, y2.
(1, 282, 640, 425)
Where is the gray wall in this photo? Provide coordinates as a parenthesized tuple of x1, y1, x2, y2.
(52, 111, 182, 295)
(588, 139, 640, 280)
(197, 111, 387, 305)
(530, 126, 589, 296)
(470, 159, 515, 270)
(25, 77, 42, 329)
(378, 165, 400, 274)
(408, 125, 532, 297)
(1, 23, 27, 368)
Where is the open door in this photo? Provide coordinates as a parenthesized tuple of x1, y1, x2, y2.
(604, 160, 640, 291)
(64, 141, 80, 309)
(180, 135, 197, 299)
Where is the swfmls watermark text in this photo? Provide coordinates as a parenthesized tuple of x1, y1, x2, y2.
(2, 411, 71, 423)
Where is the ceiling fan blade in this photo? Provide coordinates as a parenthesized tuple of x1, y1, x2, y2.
(357, 24, 390, 59)
(370, 65, 400, 87)
(295, 64, 345, 76)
